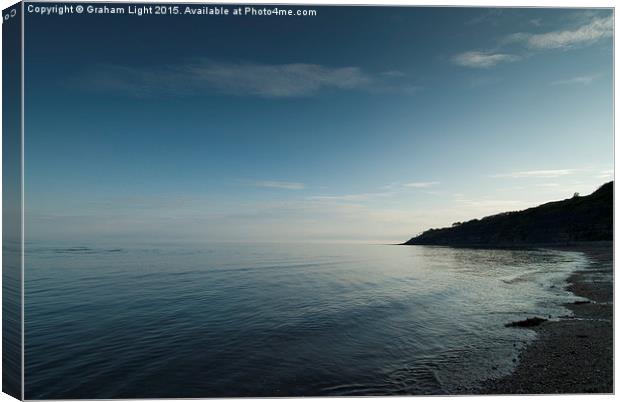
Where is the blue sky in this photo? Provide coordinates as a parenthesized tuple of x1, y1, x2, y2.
(24, 6, 613, 243)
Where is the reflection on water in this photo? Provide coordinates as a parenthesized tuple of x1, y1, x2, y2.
(24, 242, 588, 398)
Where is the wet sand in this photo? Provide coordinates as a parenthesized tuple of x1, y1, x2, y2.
(480, 243, 613, 394)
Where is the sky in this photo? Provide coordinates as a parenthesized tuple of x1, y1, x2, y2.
(24, 6, 614, 244)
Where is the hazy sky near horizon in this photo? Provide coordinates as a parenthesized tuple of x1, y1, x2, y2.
(25, 6, 613, 243)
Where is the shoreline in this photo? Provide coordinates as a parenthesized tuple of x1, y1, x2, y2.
(476, 242, 613, 394)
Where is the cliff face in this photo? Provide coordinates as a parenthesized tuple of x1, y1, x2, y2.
(404, 181, 613, 246)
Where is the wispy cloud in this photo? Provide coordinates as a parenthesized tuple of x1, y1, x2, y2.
(307, 192, 393, 202)
(308, 180, 441, 203)
(508, 15, 613, 50)
(253, 180, 305, 190)
(188, 61, 371, 97)
(452, 51, 520, 69)
(76, 60, 419, 98)
(491, 169, 577, 179)
(381, 70, 406, 78)
(454, 15, 612, 70)
(551, 74, 598, 86)
(596, 169, 614, 179)
(403, 181, 440, 188)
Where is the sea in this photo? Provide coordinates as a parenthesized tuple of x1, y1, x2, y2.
(23, 242, 589, 398)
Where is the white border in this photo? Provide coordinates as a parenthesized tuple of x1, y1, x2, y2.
(20, 1, 24, 400)
(0, 1, 616, 402)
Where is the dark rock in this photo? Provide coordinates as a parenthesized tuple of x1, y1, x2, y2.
(505, 317, 548, 328)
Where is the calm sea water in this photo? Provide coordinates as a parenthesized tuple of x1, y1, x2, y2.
(24, 243, 588, 398)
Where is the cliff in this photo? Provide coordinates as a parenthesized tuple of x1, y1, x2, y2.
(403, 181, 613, 246)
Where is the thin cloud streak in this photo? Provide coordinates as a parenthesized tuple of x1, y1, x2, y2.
(491, 169, 577, 179)
(307, 192, 393, 202)
(253, 181, 305, 190)
(76, 60, 419, 98)
(551, 74, 598, 86)
(454, 15, 612, 70)
(381, 70, 406, 77)
(404, 181, 440, 188)
(596, 169, 614, 179)
(187, 61, 371, 97)
(452, 51, 520, 68)
(509, 16, 613, 50)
